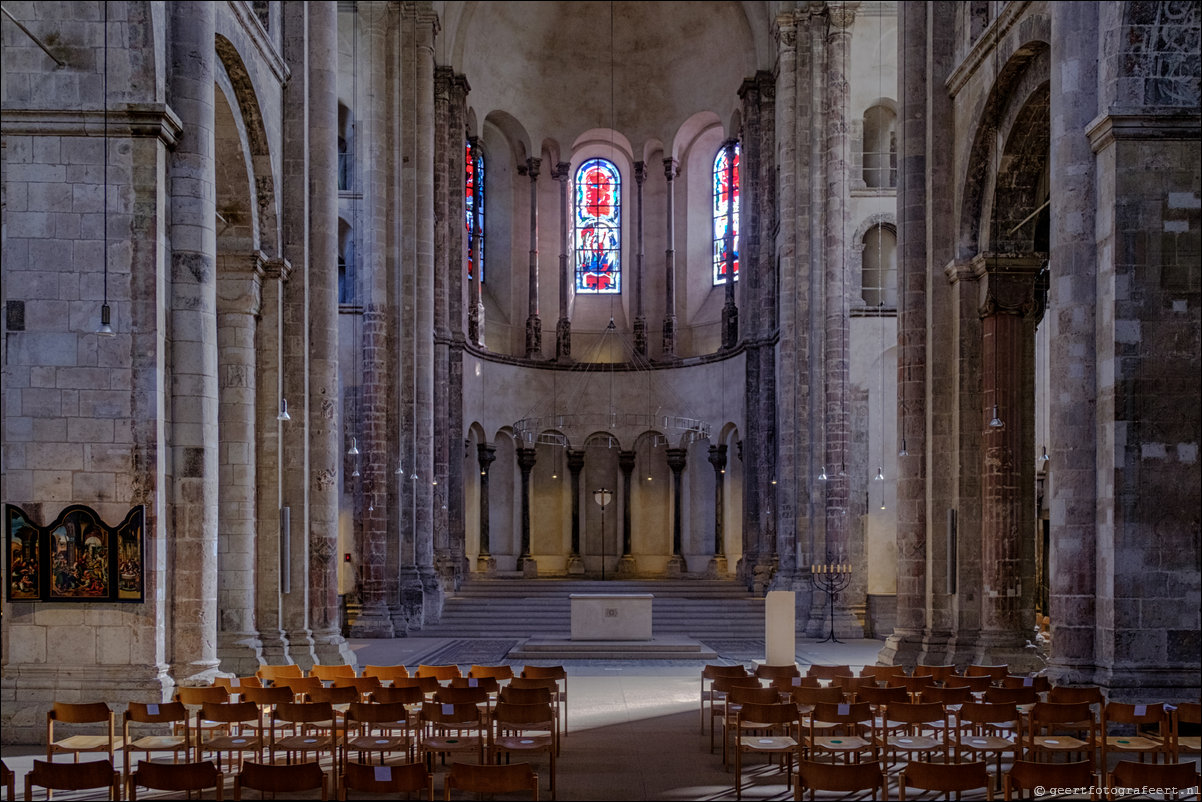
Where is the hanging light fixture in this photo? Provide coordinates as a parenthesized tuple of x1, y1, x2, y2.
(1038, 446, 1049, 463)
(97, 4, 115, 337)
(277, 398, 291, 422)
(818, 466, 829, 481)
(348, 437, 360, 457)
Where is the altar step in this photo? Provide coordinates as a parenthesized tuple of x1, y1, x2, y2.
(416, 578, 765, 641)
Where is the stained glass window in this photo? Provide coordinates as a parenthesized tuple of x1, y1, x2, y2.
(466, 139, 484, 281)
(713, 143, 740, 285)
(574, 158, 621, 293)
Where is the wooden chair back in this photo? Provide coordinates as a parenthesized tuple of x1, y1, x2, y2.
(857, 684, 909, 707)
(493, 700, 555, 729)
(957, 701, 1021, 727)
(754, 663, 800, 682)
(948, 674, 994, 693)
(275, 700, 336, 726)
(860, 665, 908, 683)
(256, 664, 304, 685)
(444, 761, 538, 796)
(308, 663, 356, 681)
(501, 686, 553, 705)
(703, 663, 749, 680)
(275, 675, 323, 699)
(435, 686, 490, 706)
(236, 760, 327, 798)
(806, 664, 853, 681)
(883, 701, 946, 726)
(304, 684, 358, 706)
(393, 675, 442, 696)
(342, 760, 432, 799)
(901, 760, 990, 795)
(129, 760, 223, 800)
(25, 759, 119, 798)
(966, 665, 1009, 682)
(916, 665, 957, 683)
(450, 675, 500, 693)
(985, 685, 1039, 706)
(797, 759, 887, 797)
(239, 685, 293, 708)
(902, 674, 938, 696)
(923, 685, 974, 706)
(469, 664, 514, 681)
(727, 685, 781, 706)
(175, 686, 230, 707)
(370, 685, 424, 706)
(213, 676, 262, 693)
(1109, 760, 1201, 795)
(1002, 674, 1051, 692)
(1047, 685, 1105, 706)
(520, 665, 566, 682)
(1004, 760, 1094, 801)
(416, 664, 461, 681)
(791, 685, 845, 706)
(772, 675, 820, 692)
(361, 664, 410, 684)
(347, 700, 411, 727)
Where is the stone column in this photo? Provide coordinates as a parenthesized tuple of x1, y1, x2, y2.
(880, 0, 930, 668)
(216, 254, 265, 675)
(432, 66, 453, 589)
(475, 444, 496, 575)
(517, 447, 538, 576)
(307, 0, 353, 664)
(1046, 0, 1098, 686)
(522, 158, 542, 358)
(468, 136, 484, 346)
(168, 0, 221, 684)
(255, 258, 291, 665)
(567, 449, 586, 575)
(553, 161, 572, 360)
(661, 158, 679, 359)
(633, 162, 648, 356)
(721, 138, 739, 349)
(977, 254, 1043, 670)
(822, 0, 863, 638)
(617, 450, 638, 576)
(707, 444, 728, 577)
(666, 448, 688, 576)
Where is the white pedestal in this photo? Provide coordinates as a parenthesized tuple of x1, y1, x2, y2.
(569, 594, 654, 641)
(765, 590, 796, 666)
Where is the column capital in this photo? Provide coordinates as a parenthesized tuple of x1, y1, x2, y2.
(827, 1, 859, 31)
(567, 449, 586, 472)
(551, 161, 572, 181)
(634, 161, 647, 184)
(773, 13, 797, 48)
(618, 449, 637, 473)
(666, 447, 688, 472)
(517, 446, 538, 472)
(663, 157, 679, 180)
(476, 442, 497, 470)
(708, 443, 728, 472)
(525, 157, 541, 179)
(972, 253, 1048, 319)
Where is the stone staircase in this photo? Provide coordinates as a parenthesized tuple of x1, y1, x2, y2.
(415, 577, 766, 641)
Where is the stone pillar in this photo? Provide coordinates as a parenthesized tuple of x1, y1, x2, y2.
(617, 450, 638, 576)
(517, 447, 538, 576)
(216, 254, 265, 675)
(468, 136, 484, 346)
(256, 258, 291, 665)
(721, 138, 739, 349)
(476, 444, 496, 574)
(168, 0, 221, 684)
(1046, 0, 1098, 686)
(880, 0, 930, 669)
(976, 254, 1043, 670)
(307, 0, 354, 664)
(707, 444, 729, 577)
(661, 158, 679, 359)
(432, 66, 453, 589)
(567, 449, 586, 575)
(666, 447, 688, 576)
(822, 0, 863, 639)
(522, 158, 542, 358)
(633, 161, 648, 356)
(553, 161, 572, 360)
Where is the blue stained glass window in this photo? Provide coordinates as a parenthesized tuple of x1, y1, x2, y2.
(713, 143, 740, 285)
(575, 158, 621, 293)
(466, 140, 484, 281)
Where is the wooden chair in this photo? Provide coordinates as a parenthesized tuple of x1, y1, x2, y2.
(121, 701, 191, 791)
(901, 674, 938, 702)
(213, 676, 263, 696)
(371, 685, 426, 707)
(255, 664, 304, 687)
(24, 758, 120, 801)
(723, 685, 785, 767)
(805, 665, 853, 683)
(966, 665, 1009, 683)
(1107, 760, 1201, 801)
(176, 686, 232, 745)
(468, 664, 515, 682)
(128, 759, 224, 801)
(947, 673, 994, 694)
(236, 685, 294, 744)
(795, 759, 888, 801)
(1001, 674, 1051, 693)
(755, 663, 801, 683)
(500, 685, 559, 755)
(339, 760, 433, 801)
(235, 760, 327, 801)
(915, 665, 957, 684)
(520, 666, 569, 735)
(344, 701, 414, 767)
(310, 664, 357, 682)
(392, 676, 442, 699)
(332, 675, 384, 702)
(270, 700, 341, 786)
(195, 700, 265, 775)
(492, 700, 557, 799)
(1173, 701, 1201, 760)
(449, 675, 500, 694)
(46, 701, 118, 765)
(707, 675, 765, 753)
(2, 760, 13, 802)
(922, 684, 974, 710)
(834, 675, 875, 697)
(899, 760, 993, 800)
(1048, 685, 1106, 707)
(807, 701, 878, 764)
(954, 701, 1022, 776)
(772, 675, 821, 697)
(415, 664, 461, 682)
(1100, 701, 1175, 767)
(731, 701, 802, 801)
(1025, 701, 1097, 766)
(875, 701, 949, 771)
(418, 701, 487, 768)
(276, 675, 324, 701)
(1003, 760, 1095, 801)
(860, 665, 908, 684)
(361, 664, 410, 686)
(444, 762, 538, 800)
(701, 664, 750, 734)
(856, 683, 909, 711)
(435, 685, 492, 724)
(984, 685, 1039, 707)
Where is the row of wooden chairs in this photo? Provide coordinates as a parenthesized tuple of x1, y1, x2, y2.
(15, 756, 539, 801)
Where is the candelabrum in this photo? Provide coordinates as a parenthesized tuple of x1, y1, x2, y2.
(808, 562, 852, 644)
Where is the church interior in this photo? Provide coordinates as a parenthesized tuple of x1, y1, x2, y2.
(1, 0, 1199, 764)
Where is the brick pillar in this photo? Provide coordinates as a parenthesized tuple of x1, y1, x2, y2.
(633, 161, 648, 357)
(522, 158, 542, 358)
(169, 0, 221, 684)
(517, 447, 538, 576)
(661, 158, 679, 359)
(666, 448, 688, 576)
(554, 161, 572, 361)
(216, 254, 265, 674)
(617, 450, 637, 577)
(707, 444, 729, 577)
(476, 444, 496, 575)
(567, 449, 586, 575)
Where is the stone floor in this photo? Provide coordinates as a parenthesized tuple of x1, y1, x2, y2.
(3, 637, 1196, 800)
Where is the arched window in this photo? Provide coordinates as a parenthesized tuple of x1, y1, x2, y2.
(574, 158, 621, 293)
(861, 224, 897, 308)
(713, 142, 740, 285)
(862, 105, 897, 188)
(466, 139, 484, 281)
